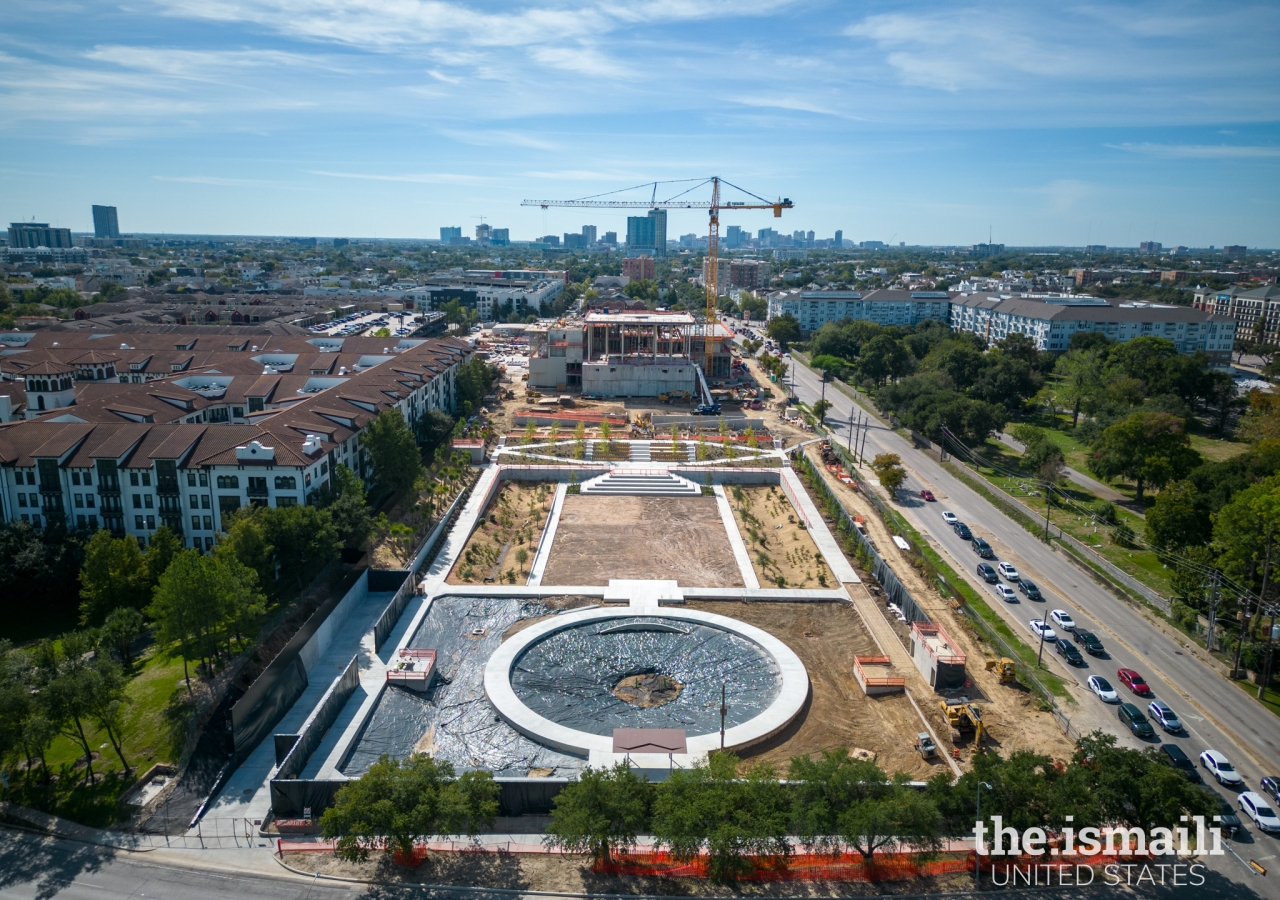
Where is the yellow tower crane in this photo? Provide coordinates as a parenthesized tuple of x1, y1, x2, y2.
(523, 178, 792, 376)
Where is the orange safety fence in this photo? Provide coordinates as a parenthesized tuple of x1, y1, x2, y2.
(594, 850, 975, 883)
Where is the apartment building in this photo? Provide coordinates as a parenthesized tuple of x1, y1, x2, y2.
(1192, 284, 1280, 344)
(767, 289, 951, 334)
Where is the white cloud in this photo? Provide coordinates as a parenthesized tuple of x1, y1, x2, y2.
(309, 169, 495, 184)
(154, 174, 308, 188)
(1107, 142, 1280, 159)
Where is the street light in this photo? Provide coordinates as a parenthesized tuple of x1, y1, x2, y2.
(975, 781, 993, 887)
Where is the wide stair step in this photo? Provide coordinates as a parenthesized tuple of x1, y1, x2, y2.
(630, 442, 651, 462)
(580, 470, 701, 497)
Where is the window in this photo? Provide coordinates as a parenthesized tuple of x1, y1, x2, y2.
(274, 476, 297, 490)
(192, 516, 201, 531)
(133, 495, 142, 508)
(320, 462, 328, 475)
(135, 515, 145, 529)
(86, 494, 95, 509)
(146, 516, 155, 530)
(78, 514, 87, 527)
(187, 473, 197, 487)
(17, 494, 26, 507)
(130, 471, 140, 486)
(28, 493, 37, 506)
(72, 471, 81, 485)
(88, 515, 98, 530)
(201, 495, 210, 509)
(217, 475, 239, 489)
(190, 494, 199, 506)
(142, 472, 151, 486)
(199, 472, 208, 487)
(74, 494, 83, 508)
(276, 496, 297, 508)
(83, 471, 91, 486)
(203, 515, 212, 531)
(144, 495, 154, 509)
(204, 537, 213, 551)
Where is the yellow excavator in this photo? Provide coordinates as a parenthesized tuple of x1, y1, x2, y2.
(985, 657, 1017, 684)
(940, 698, 985, 746)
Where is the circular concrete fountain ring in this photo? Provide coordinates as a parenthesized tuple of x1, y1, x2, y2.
(483, 605, 809, 757)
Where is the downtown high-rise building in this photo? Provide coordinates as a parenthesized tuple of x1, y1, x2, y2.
(92, 205, 120, 239)
(440, 226, 462, 241)
(582, 225, 597, 244)
(626, 208, 667, 257)
(8, 222, 73, 248)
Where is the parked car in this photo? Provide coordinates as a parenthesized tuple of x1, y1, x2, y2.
(1074, 629, 1105, 656)
(977, 563, 998, 583)
(1160, 744, 1203, 784)
(941, 511, 959, 525)
(953, 522, 973, 540)
(1204, 789, 1241, 834)
(1088, 675, 1119, 702)
(1055, 638, 1085, 666)
(971, 537, 995, 559)
(1029, 619, 1057, 642)
(1118, 703, 1155, 739)
(993, 584, 1018, 603)
(1240, 792, 1280, 833)
(1261, 776, 1280, 804)
(1147, 700, 1182, 733)
(1049, 609, 1076, 631)
(1018, 578, 1043, 601)
(997, 562, 1020, 581)
(920, 489, 936, 501)
(1200, 750, 1244, 787)
(1117, 668, 1152, 697)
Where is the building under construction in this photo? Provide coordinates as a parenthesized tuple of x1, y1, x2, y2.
(527, 311, 733, 395)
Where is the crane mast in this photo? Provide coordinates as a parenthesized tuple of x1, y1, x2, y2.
(523, 177, 792, 382)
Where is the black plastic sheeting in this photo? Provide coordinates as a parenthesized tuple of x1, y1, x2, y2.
(367, 569, 409, 592)
(274, 734, 300, 766)
(277, 655, 361, 780)
(511, 617, 781, 737)
(232, 654, 308, 764)
(270, 778, 343, 819)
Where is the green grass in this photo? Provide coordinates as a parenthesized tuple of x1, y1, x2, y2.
(6, 646, 192, 826)
(1189, 432, 1250, 462)
(1231, 677, 1280, 718)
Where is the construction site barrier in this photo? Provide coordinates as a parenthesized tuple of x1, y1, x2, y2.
(595, 850, 975, 883)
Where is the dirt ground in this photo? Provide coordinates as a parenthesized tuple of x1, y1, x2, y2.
(446, 481, 555, 584)
(541, 495, 745, 588)
(285, 850, 975, 896)
(800, 446, 1075, 763)
(686, 601, 945, 780)
(727, 485, 834, 589)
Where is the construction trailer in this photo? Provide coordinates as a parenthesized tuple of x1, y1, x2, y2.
(909, 621, 967, 691)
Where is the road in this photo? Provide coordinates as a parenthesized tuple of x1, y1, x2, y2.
(783, 357, 1280, 883)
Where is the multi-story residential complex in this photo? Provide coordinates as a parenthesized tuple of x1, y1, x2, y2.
(0, 334, 470, 548)
(9, 222, 73, 249)
(948, 294, 1233, 360)
(440, 227, 462, 241)
(401, 273, 563, 320)
(581, 225, 597, 245)
(1192, 284, 1280, 343)
(489, 228, 509, 246)
(766, 289, 1234, 362)
(92, 205, 120, 239)
(1223, 245, 1247, 259)
(5, 246, 88, 265)
(621, 256, 655, 281)
(626, 209, 667, 257)
(700, 257, 770, 294)
(767, 289, 952, 333)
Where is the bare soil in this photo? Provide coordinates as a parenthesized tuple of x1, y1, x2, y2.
(686, 601, 945, 781)
(800, 446, 1075, 764)
(727, 485, 834, 590)
(541, 495, 744, 588)
(285, 850, 974, 896)
(446, 481, 555, 585)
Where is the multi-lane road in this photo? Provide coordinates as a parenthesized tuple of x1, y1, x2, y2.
(777, 353, 1280, 883)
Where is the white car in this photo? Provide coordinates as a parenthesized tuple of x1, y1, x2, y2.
(941, 511, 959, 526)
(997, 562, 1020, 581)
(1029, 619, 1057, 642)
(1147, 700, 1182, 733)
(1088, 675, 1119, 702)
(1049, 609, 1076, 632)
(1240, 792, 1280, 833)
(1200, 750, 1244, 787)
(993, 584, 1017, 603)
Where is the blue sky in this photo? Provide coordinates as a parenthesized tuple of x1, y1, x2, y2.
(3, 1, 1279, 246)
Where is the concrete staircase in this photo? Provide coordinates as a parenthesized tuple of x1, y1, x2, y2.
(630, 442, 651, 462)
(580, 470, 701, 497)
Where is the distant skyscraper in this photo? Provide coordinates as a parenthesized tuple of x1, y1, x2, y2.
(475, 223, 491, 243)
(490, 228, 510, 246)
(1223, 245, 1246, 258)
(582, 225, 597, 244)
(649, 208, 667, 257)
(92, 205, 119, 239)
(602, 231, 617, 245)
(807, 230, 815, 243)
(834, 230, 843, 248)
(563, 233, 586, 249)
(1139, 241, 1162, 254)
(440, 226, 462, 241)
(8, 223, 72, 249)
(627, 214, 660, 256)
(725, 225, 743, 249)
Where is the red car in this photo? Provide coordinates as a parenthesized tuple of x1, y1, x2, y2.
(920, 489, 936, 501)
(1117, 668, 1152, 697)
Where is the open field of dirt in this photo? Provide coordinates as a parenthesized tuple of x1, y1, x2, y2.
(287, 849, 975, 896)
(727, 485, 834, 589)
(686, 600, 944, 780)
(541, 495, 744, 588)
(800, 446, 1075, 763)
(446, 482, 554, 585)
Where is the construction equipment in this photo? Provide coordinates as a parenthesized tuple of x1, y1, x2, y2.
(914, 732, 938, 760)
(985, 657, 1017, 684)
(523, 178, 793, 374)
(939, 698, 985, 746)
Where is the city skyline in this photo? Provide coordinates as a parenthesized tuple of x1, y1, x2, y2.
(1, 1, 1278, 245)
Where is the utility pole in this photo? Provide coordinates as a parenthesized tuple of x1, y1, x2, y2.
(719, 684, 727, 749)
(1206, 571, 1219, 652)
(859, 416, 870, 465)
(1259, 614, 1278, 701)
(1043, 483, 1052, 543)
(1234, 532, 1272, 678)
(847, 409, 855, 453)
(1036, 619, 1048, 667)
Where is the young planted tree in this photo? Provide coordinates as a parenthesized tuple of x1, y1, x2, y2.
(100, 606, 146, 670)
(870, 453, 908, 495)
(78, 530, 147, 625)
(143, 525, 184, 589)
(544, 763, 650, 863)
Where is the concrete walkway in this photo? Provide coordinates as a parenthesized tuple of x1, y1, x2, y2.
(714, 485, 761, 589)
(779, 467, 860, 583)
(526, 482, 567, 586)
